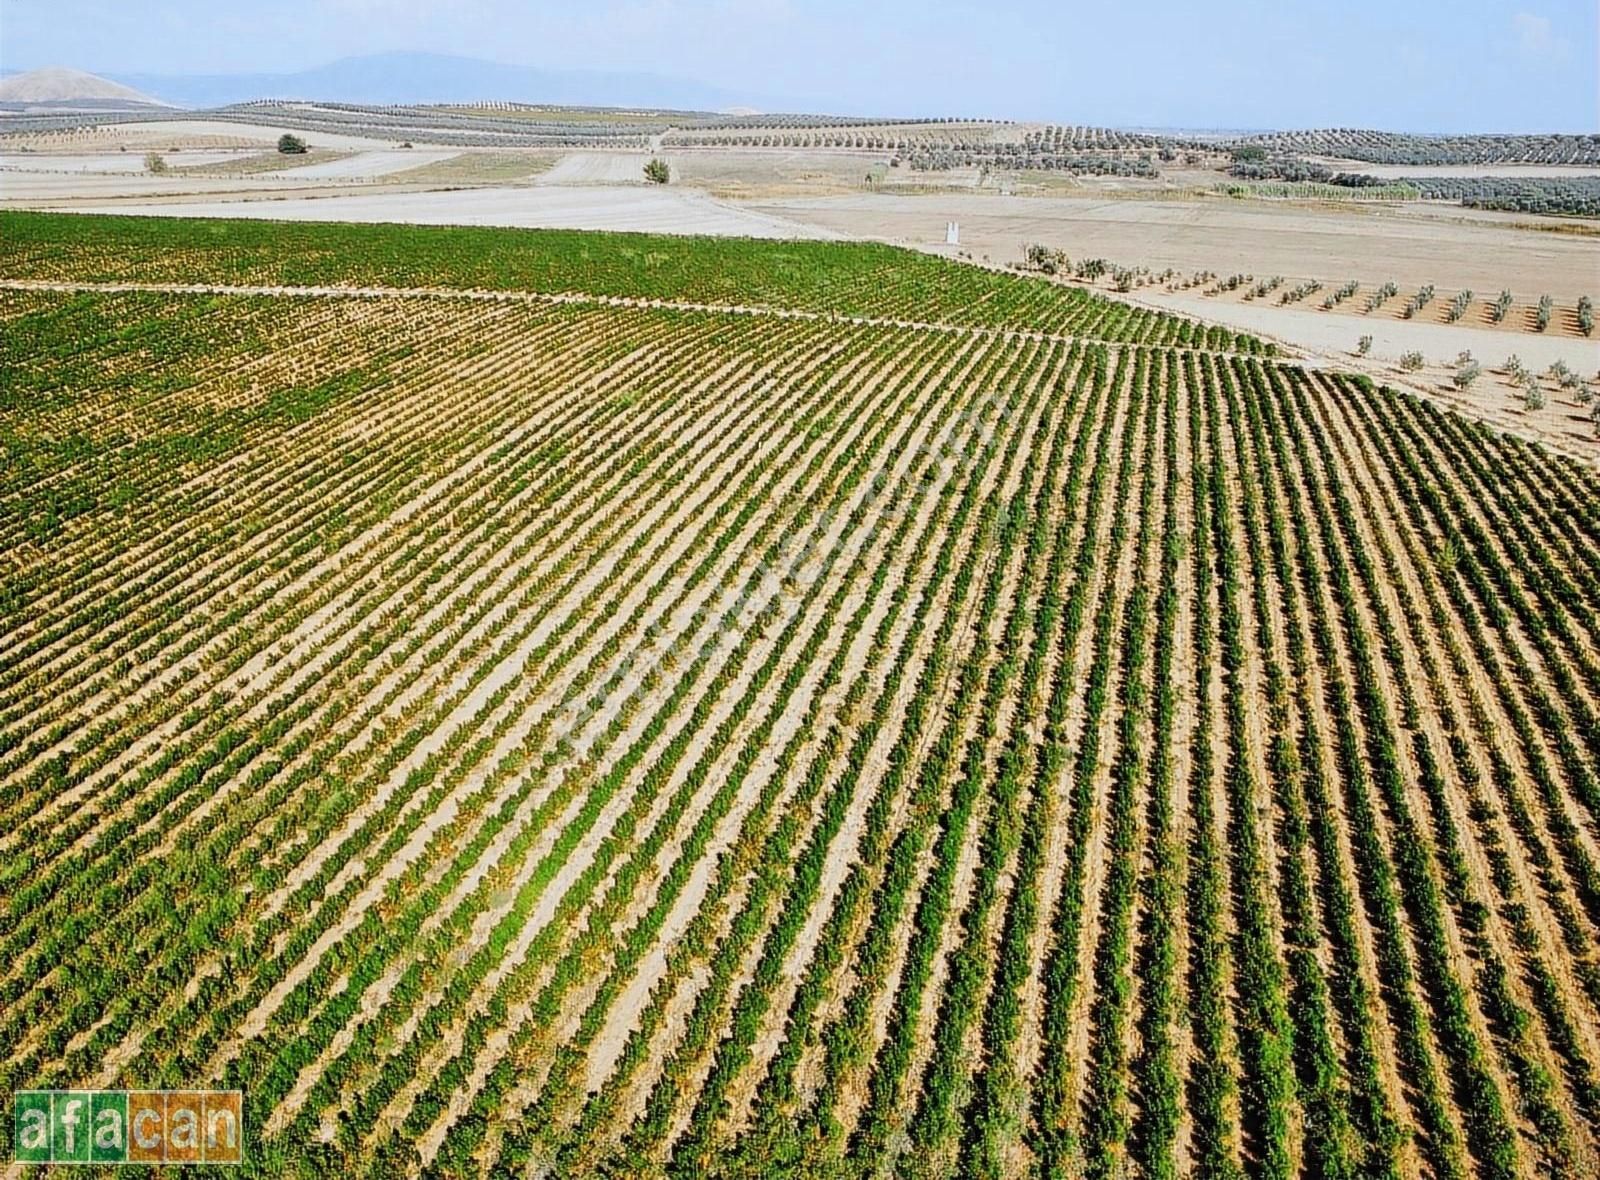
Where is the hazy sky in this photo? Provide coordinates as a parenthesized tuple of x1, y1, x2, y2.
(2, 0, 1597, 131)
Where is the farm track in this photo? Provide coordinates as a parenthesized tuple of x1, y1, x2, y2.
(3, 222, 1599, 1180)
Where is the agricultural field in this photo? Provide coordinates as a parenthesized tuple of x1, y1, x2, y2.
(1236, 130, 1600, 168)
(3, 211, 1600, 1180)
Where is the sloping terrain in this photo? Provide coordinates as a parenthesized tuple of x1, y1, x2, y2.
(0, 67, 168, 108)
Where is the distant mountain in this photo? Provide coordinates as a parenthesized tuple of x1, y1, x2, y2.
(0, 66, 169, 107)
(109, 52, 803, 113)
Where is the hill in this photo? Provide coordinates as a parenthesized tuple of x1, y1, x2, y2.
(0, 66, 168, 108)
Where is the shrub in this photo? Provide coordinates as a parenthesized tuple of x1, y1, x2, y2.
(643, 158, 671, 184)
(1452, 362, 1481, 390)
(1245, 275, 1284, 301)
(1357, 335, 1373, 356)
(277, 134, 308, 154)
(1401, 284, 1435, 319)
(1364, 281, 1399, 313)
(1023, 244, 1065, 275)
(1324, 279, 1360, 309)
(1398, 351, 1425, 372)
(1535, 294, 1553, 332)
(144, 152, 167, 174)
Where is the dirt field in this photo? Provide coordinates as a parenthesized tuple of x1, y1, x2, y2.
(273, 149, 461, 180)
(0, 169, 334, 201)
(2, 117, 403, 153)
(0, 147, 537, 200)
(664, 148, 991, 198)
(0, 150, 250, 173)
(750, 191, 1600, 300)
(536, 152, 653, 185)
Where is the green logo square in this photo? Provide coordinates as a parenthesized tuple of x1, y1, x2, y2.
(91, 1091, 129, 1163)
(13, 1092, 52, 1163)
(52, 1092, 93, 1162)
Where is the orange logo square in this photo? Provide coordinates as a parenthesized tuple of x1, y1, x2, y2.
(164, 1092, 204, 1163)
(202, 1092, 242, 1163)
(127, 1093, 165, 1163)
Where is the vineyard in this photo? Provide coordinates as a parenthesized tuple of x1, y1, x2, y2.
(3, 212, 1600, 1179)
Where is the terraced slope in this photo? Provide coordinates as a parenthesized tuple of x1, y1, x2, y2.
(2, 214, 1598, 1179)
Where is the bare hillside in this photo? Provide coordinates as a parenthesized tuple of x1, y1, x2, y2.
(0, 67, 168, 107)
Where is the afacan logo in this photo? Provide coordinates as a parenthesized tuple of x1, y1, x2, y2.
(13, 1091, 242, 1165)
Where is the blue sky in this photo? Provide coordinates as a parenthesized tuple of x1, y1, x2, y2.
(2, 0, 1596, 131)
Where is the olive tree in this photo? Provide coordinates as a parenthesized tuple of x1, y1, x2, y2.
(1023, 243, 1064, 274)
